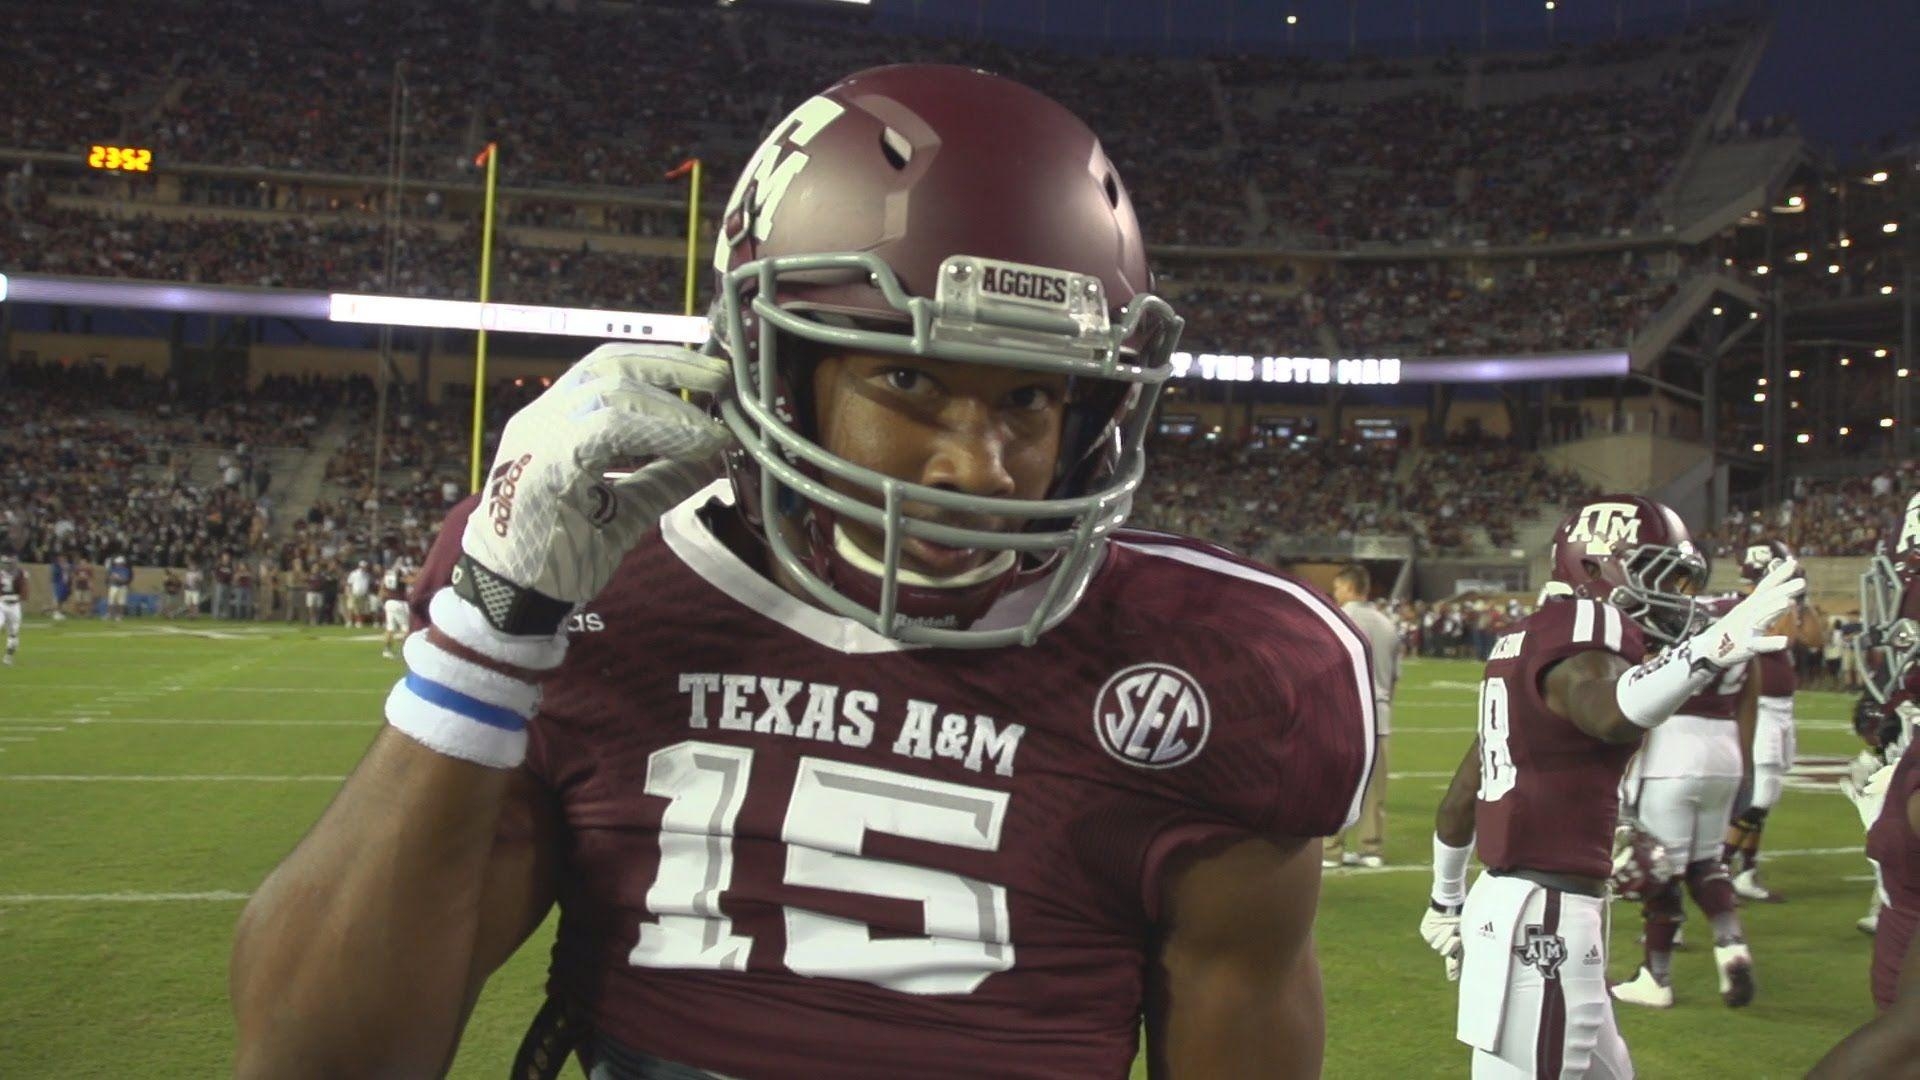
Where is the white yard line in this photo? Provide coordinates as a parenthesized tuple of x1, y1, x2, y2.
(0, 891, 252, 903)
(0, 774, 345, 782)
(18, 684, 384, 695)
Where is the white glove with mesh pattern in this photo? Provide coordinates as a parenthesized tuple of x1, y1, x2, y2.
(1419, 901, 1464, 981)
(455, 342, 733, 634)
(1690, 558, 1807, 672)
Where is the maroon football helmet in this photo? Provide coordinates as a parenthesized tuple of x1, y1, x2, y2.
(1860, 492, 1920, 703)
(707, 64, 1183, 648)
(1545, 495, 1709, 644)
(1738, 539, 1794, 586)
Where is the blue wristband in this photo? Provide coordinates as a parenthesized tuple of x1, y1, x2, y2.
(402, 672, 528, 733)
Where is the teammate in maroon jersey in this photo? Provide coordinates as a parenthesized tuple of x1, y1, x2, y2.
(1811, 493, 1920, 1075)
(0, 554, 26, 666)
(232, 65, 1375, 1079)
(1722, 540, 1824, 902)
(1419, 496, 1802, 1077)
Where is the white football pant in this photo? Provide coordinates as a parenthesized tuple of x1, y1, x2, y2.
(1458, 874, 1632, 1079)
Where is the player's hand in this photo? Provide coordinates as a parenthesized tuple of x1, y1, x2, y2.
(1692, 558, 1806, 671)
(1842, 762, 1896, 831)
(1419, 900, 1464, 981)
(459, 343, 733, 629)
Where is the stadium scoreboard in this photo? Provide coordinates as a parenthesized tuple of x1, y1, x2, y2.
(87, 144, 153, 173)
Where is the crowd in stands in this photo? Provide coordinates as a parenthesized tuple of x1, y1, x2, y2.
(0, 199, 688, 310)
(1166, 252, 1680, 357)
(1130, 430, 1591, 556)
(1, 0, 1759, 253)
(1704, 465, 1919, 558)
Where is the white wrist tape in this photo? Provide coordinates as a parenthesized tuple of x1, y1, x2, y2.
(1431, 833, 1474, 907)
(385, 619, 549, 770)
(401, 631, 542, 716)
(428, 588, 569, 672)
(1615, 637, 1717, 729)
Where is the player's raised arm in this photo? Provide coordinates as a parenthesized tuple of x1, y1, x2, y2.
(1550, 558, 1805, 746)
(1146, 835, 1326, 1079)
(230, 343, 732, 1076)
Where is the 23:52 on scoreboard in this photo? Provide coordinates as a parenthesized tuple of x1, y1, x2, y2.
(87, 144, 153, 172)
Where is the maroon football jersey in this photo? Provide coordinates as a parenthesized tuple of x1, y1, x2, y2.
(414, 489, 1374, 1078)
(0, 569, 24, 601)
(1756, 648, 1796, 699)
(1869, 736, 1920, 1009)
(1474, 597, 1647, 880)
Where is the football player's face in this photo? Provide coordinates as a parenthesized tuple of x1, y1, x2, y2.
(812, 350, 1067, 578)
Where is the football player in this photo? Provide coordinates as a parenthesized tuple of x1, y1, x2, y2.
(232, 65, 1376, 1079)
(379, 558, 412, 660)
(1723, 540, 1824, 902)
(1810, 495, 1920, 1075)
(1419, 496, 1802, 1077)
(0, 554, 26, 666)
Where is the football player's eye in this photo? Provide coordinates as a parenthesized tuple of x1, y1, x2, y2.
(1005, 385, 1057, 412)
(882, 368, 934, 394)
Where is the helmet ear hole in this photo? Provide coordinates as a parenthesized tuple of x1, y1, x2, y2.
(879, 127, 912, 171)
(1103, 173, 1120, 208)
(1580, 558, 1605, 582)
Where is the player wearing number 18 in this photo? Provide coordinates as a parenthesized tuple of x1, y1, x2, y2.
(230, 65, 1376, 1079)
(1419, 496, 1804, 1077)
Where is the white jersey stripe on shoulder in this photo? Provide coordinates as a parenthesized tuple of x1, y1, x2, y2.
(1114, 541, 1377, 829)
(1602, 605, 1623, 652)
(1572, 599, 1596, 644)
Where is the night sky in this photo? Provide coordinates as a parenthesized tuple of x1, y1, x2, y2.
(866, 0, 1918, 158)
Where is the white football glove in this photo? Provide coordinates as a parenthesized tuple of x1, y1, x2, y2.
(1419, 900, 1464, 981)
(458, 342, 734, 630)
(1842, 762, 1897, 832)
(1691, 558, 1806, 671)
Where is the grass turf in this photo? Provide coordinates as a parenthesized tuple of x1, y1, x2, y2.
(0, 617, 1878, 1077)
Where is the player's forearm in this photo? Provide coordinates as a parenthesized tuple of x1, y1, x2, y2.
(1434, 740, 1480, 845)
(231, 727, 509, 1077)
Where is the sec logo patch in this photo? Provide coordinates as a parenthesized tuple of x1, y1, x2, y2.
(1093, 662, 1211, 769)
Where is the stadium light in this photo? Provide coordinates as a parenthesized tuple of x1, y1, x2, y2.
(1885, 285, 1898, 295)
(1751, 442, 1765, 452)
(1544, 1, 1555, 9)
(1840, 236, 1853, 247)
(1842, 356, 1853, 366)
(1789, 369, 1802, 378)
(1877, 348, 1890, 357)
(1793, 251, 1809, 262)
(1287, 14, 1298, 24)
(1712, 306, 1724, 315)
(1872, 170, 1891, 183)
(1791, 400, 1802, 409)
(1883, 418, 1897, 429)
(1749, 312, 1760, 320)
(1887, 222, 1901, 234)
(1754, 265, 1770, 275)
(1841, 426, 1852, 435)
(1829, 264, 1842, 274)
(1796, 433, 1811, 444)
(1901, 369, 1912, 378)
(1753, 392, 1767, 403)
(1757, 377, 1768, 386)
(1787, 195, 1804, 207)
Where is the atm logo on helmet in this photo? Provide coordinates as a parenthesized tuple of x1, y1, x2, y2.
(1566, 502, 1643, 555)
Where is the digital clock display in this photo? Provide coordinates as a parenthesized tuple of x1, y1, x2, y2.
(87, 145, 153, 172)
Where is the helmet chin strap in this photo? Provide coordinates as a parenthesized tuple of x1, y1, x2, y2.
(831, 524, 1018, 590)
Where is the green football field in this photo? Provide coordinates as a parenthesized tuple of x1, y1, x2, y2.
(0, 617, 1882, 1077)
